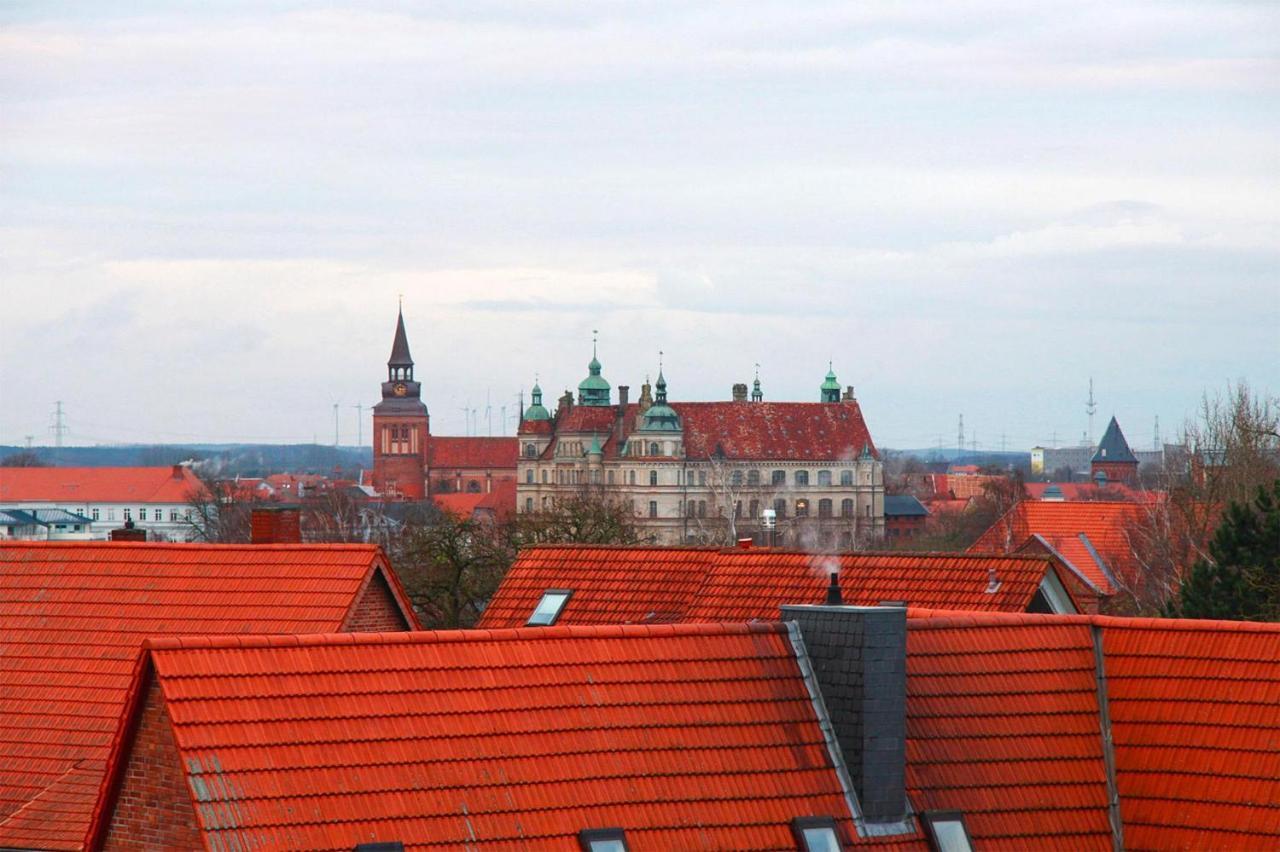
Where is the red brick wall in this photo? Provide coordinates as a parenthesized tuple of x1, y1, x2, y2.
(1091, 460, 1138, 484)
(102, 679, 202, 851)
(342, 569, 411, 632)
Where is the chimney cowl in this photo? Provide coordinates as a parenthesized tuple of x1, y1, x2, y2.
(825, 571, 843, 605)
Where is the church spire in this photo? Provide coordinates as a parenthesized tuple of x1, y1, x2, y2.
(388, 305, 414, 381)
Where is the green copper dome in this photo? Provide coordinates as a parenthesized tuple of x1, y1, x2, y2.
(820, 362, 841, 402)
(639, 369, 681, 432)
(577, 340, 611, 406)
(523, 382, 551, 421)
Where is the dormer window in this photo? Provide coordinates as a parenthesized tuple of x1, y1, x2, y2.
(790, 817, 842, 851)
(578, 829, 629, 852)
(921, 811, 974, 852)
(527, 590, 572, 626)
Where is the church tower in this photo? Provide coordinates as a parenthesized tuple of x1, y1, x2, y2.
(372, 307, 430, 499)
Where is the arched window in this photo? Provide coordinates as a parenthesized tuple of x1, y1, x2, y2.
(649, 470, 658, 486)
(749, 499, 759, 517)
(795, 499, 809, 517)
(818, 470, 832, 486)
(747, 470, 761, 487)
(467, 480, 480, 493)
(795, 470, 810, 486)
(818, 498, 833, 518)
(773, 498, 787, 518)
(698, 500, 706, 518)
(731, 470, 744, 487)
(526, 469, 534, 484)
(649, 442, 660, 456)
(629, 470, 636, 485)
(607, 470, 615, 484)
(840, 470, 853, 486)
(841, 498, 854, 517)
(698, 471, 707, 486)
(525, 498, 533, 512)
(541, 470, 548, 484)
(771, 470, 786, 486)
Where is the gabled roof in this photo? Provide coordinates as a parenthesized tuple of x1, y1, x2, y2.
(0, 465, 202, 504)
(969, 500, 1147, 595)
(904, 611, 1280, 850)
(428, 436, 518, 470)
(1092, 416, 1137, 464)
(109, 624, 869, 850)
(478, 545, 1080, 628)
(0, 541, 416, 851)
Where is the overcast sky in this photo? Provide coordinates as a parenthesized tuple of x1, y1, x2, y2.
(2, 1, 1277, 452)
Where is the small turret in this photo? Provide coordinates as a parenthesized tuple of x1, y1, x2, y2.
(523, 381, 551, 422)
(639, 362, 681, 433)
(821, 362, 841, 403)
(577, 331, 611, 406)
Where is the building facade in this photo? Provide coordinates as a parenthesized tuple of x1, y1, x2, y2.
(517, 352, 884, 547)
(370, 309, 517, 500)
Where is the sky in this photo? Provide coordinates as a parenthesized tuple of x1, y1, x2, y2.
(2, 1, 1277, 452)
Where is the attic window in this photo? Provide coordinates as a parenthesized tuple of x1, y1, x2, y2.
(790, 817, 842, 851)
(578, 828, 629, 851)
(921, 811, 974, 852)
(528, 590, 572, 626)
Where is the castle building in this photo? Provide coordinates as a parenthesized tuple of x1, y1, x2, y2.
(371, 309, 516, 500)
(517, 348, 885, 547)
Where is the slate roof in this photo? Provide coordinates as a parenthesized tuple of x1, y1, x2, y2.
(0, 541, 416, 851)
(968, 501, 1147, 596)
(1092, 417, 1138, 464)
(0, 466, 202, 505)
(106, 624, 884, 850)
(428, 436, 518, 470)
(388, 308, 413, 366)
(478, 545, 1079, 628)
(528, 400, 877, 462)
(884, 495, 929, 517)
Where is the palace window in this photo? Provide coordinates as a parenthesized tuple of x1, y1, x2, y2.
(771, 470, 786, 486)
(841, 498, 855, 517)
(819, 498, 833, 518)
(607, 470, 615, 484)
(749, 499, 759, 518)
(649, 501, 658, 518)
(698, 500, 706, 518)
(773, 498, 787, 518)
(649, 470, 658, 486)
(795, 470, 810, 487)
(698, 471, 707, 486)
(629, 470, 636, 485)
(818, 470, 832, 486)
(747, 470, 761, 487)
(840, 470, 853, 486)
(795, 499, 809, 517)
(526, 469, 534, 484)
(731, 470, 744, 487)
(649, 442, 660, 456)
(525, 497, 533, 512)
(524, 443, 538, 458)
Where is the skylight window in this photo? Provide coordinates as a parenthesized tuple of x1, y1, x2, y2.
(922, 811, 975, 852)
(527, 590, 572, 626)
(790, 817, 842, 852)
(578, 828, 629, 851)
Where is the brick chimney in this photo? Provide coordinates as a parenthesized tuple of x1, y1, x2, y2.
(617, 385, 629, 408)
(171, 463, 185, 479)
(732, 383, 748, 402)
(782, 603, 908, 825)
(110, 519, 147, 542)
(251, 505, 302, 544)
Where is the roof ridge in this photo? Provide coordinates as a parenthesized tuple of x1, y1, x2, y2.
(907, 608, 1280, 633)
(0, 541, 380, 551)
(146, 621, 788, 651)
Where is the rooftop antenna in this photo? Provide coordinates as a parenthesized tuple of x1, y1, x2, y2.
(1086, 378, 1097, 446)
(1154, 415, 1160, 450)
(957, 414, 965, 455)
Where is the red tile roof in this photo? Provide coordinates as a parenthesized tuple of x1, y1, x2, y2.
(478, 545, 1079, 629)
(109, 624, 878, 850)
(428, 436, 518, 470)
(903, 611, 1280, 850)
(0, 465, 202, 504)
(0, 541, 416, 851)
(432, 481, 516, 521)
(481, 545, 721, 627)
(540, 400, 877, 462)
(1023, 482, 1155, 502)
(968, 501, 1147, 595)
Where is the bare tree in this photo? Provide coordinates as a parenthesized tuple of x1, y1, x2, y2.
(514, 486, 643, 545)
(395, 511, 516, 628)
(0, 450, 48, 467)
(182, 467, 252, 543)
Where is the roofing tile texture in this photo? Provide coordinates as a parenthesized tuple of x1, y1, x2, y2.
(134, 624, 892, 851)
(905, 611, 1280, 851)
(969, 501, 1147, 595)
(0, 541, 412, 851)
(0, 465, 202, 504)
(479, 545, 1072, 629)
(427, 436, 518, 470)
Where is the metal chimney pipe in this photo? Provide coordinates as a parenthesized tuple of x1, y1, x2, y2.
(826, 571, 843, 605)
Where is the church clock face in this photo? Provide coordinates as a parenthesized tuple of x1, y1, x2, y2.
(394, 382, 407, 397)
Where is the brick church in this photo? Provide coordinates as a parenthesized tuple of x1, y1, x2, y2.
(371, 309, 517, 500)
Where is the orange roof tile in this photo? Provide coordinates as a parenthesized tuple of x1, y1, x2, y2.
(0, 541, 415, 851)
(479, 545, 1079, 629)
(0, 465, 202, 505)
(428, 436, 518, 470)
(112, 624, 884, 850)
(968, 501, 1147, 595)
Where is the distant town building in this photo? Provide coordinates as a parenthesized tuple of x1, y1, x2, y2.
(517, 350, 884, 546)
(370, 308, 517, 500)
(0, 465, 202, 541)
(1030, 444, 1096, 478)
(0, 508, 94, 541)
(883, 494, 929, 540)
(1091, 416, 1139, 485)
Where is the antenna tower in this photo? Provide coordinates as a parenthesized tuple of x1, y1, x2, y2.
(957, 414, 965, 455)
(50, 401, 67, 448)
(1085, 378, 1097, 446)
(1153, 415, 1160, 450)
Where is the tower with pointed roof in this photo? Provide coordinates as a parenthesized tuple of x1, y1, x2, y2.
(821, 363, 842, 403)
(372, 307, 431, 499)
(1090, 417, 1139, 485)
(577, 333, 612, 407)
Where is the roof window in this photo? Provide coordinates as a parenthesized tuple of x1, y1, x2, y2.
(527, 590, 572, 626)
(578, 828, 629, 851)
(790, 817, 842, 851)
(921, 811, 974, 852)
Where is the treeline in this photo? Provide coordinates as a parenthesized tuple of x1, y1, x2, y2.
(0, 444, 373, 477)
